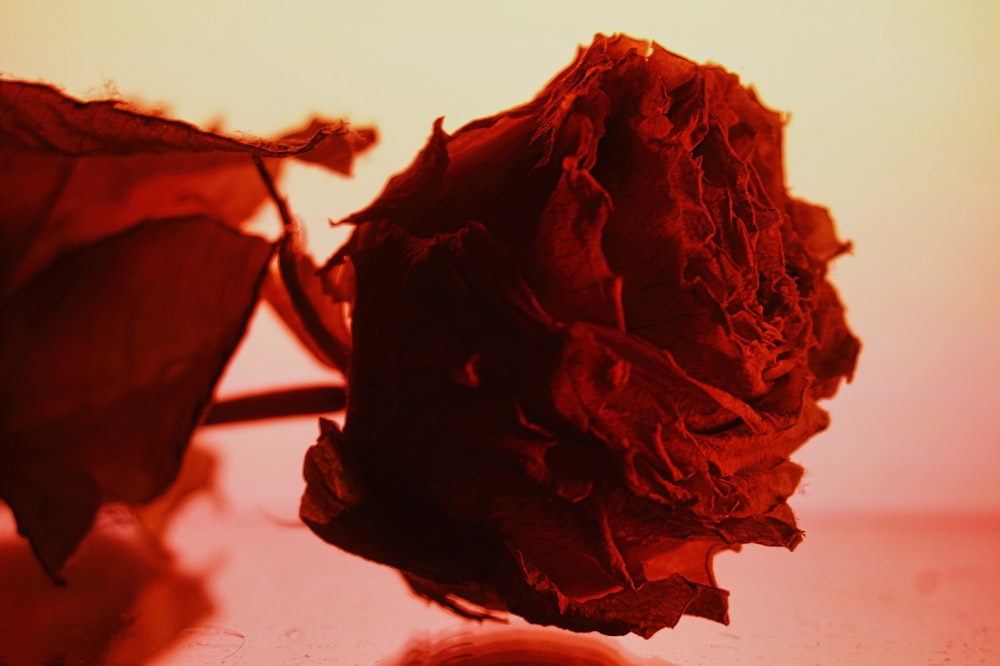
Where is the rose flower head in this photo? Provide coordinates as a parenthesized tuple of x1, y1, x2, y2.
(301, 34, 859, 637)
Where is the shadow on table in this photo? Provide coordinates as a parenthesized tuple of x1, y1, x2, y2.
(0, 522, 213, 666)
(0, 445, 222, 666)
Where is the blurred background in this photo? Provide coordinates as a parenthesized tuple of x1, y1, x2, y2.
(2, 0, 998, 663)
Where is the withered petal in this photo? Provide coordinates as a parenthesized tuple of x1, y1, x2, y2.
(306, 33, 859, 638)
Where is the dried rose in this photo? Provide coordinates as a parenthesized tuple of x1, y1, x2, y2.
(301, 34, 859, 637)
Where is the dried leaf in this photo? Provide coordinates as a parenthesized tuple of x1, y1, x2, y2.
(0, 79, 372, 577)
(262, 215, 354, 374)
(0, 79, 374, 299)
(0, 217, 272, 578)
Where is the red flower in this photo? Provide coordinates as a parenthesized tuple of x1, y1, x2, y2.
(301, 34, 859, 637)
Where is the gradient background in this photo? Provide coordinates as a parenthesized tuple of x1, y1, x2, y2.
(2, 1, 999, 663)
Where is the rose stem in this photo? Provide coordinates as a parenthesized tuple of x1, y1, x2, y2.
(202, 385, 347, 426)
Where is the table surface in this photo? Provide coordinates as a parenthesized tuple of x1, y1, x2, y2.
(2, 420, 998, 666)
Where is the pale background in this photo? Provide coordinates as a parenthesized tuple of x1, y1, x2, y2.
(2, 1, 999, 663)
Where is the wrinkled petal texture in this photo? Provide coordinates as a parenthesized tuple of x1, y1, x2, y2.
(0, 79, 372, 577)
(303, 34, 860, 637)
